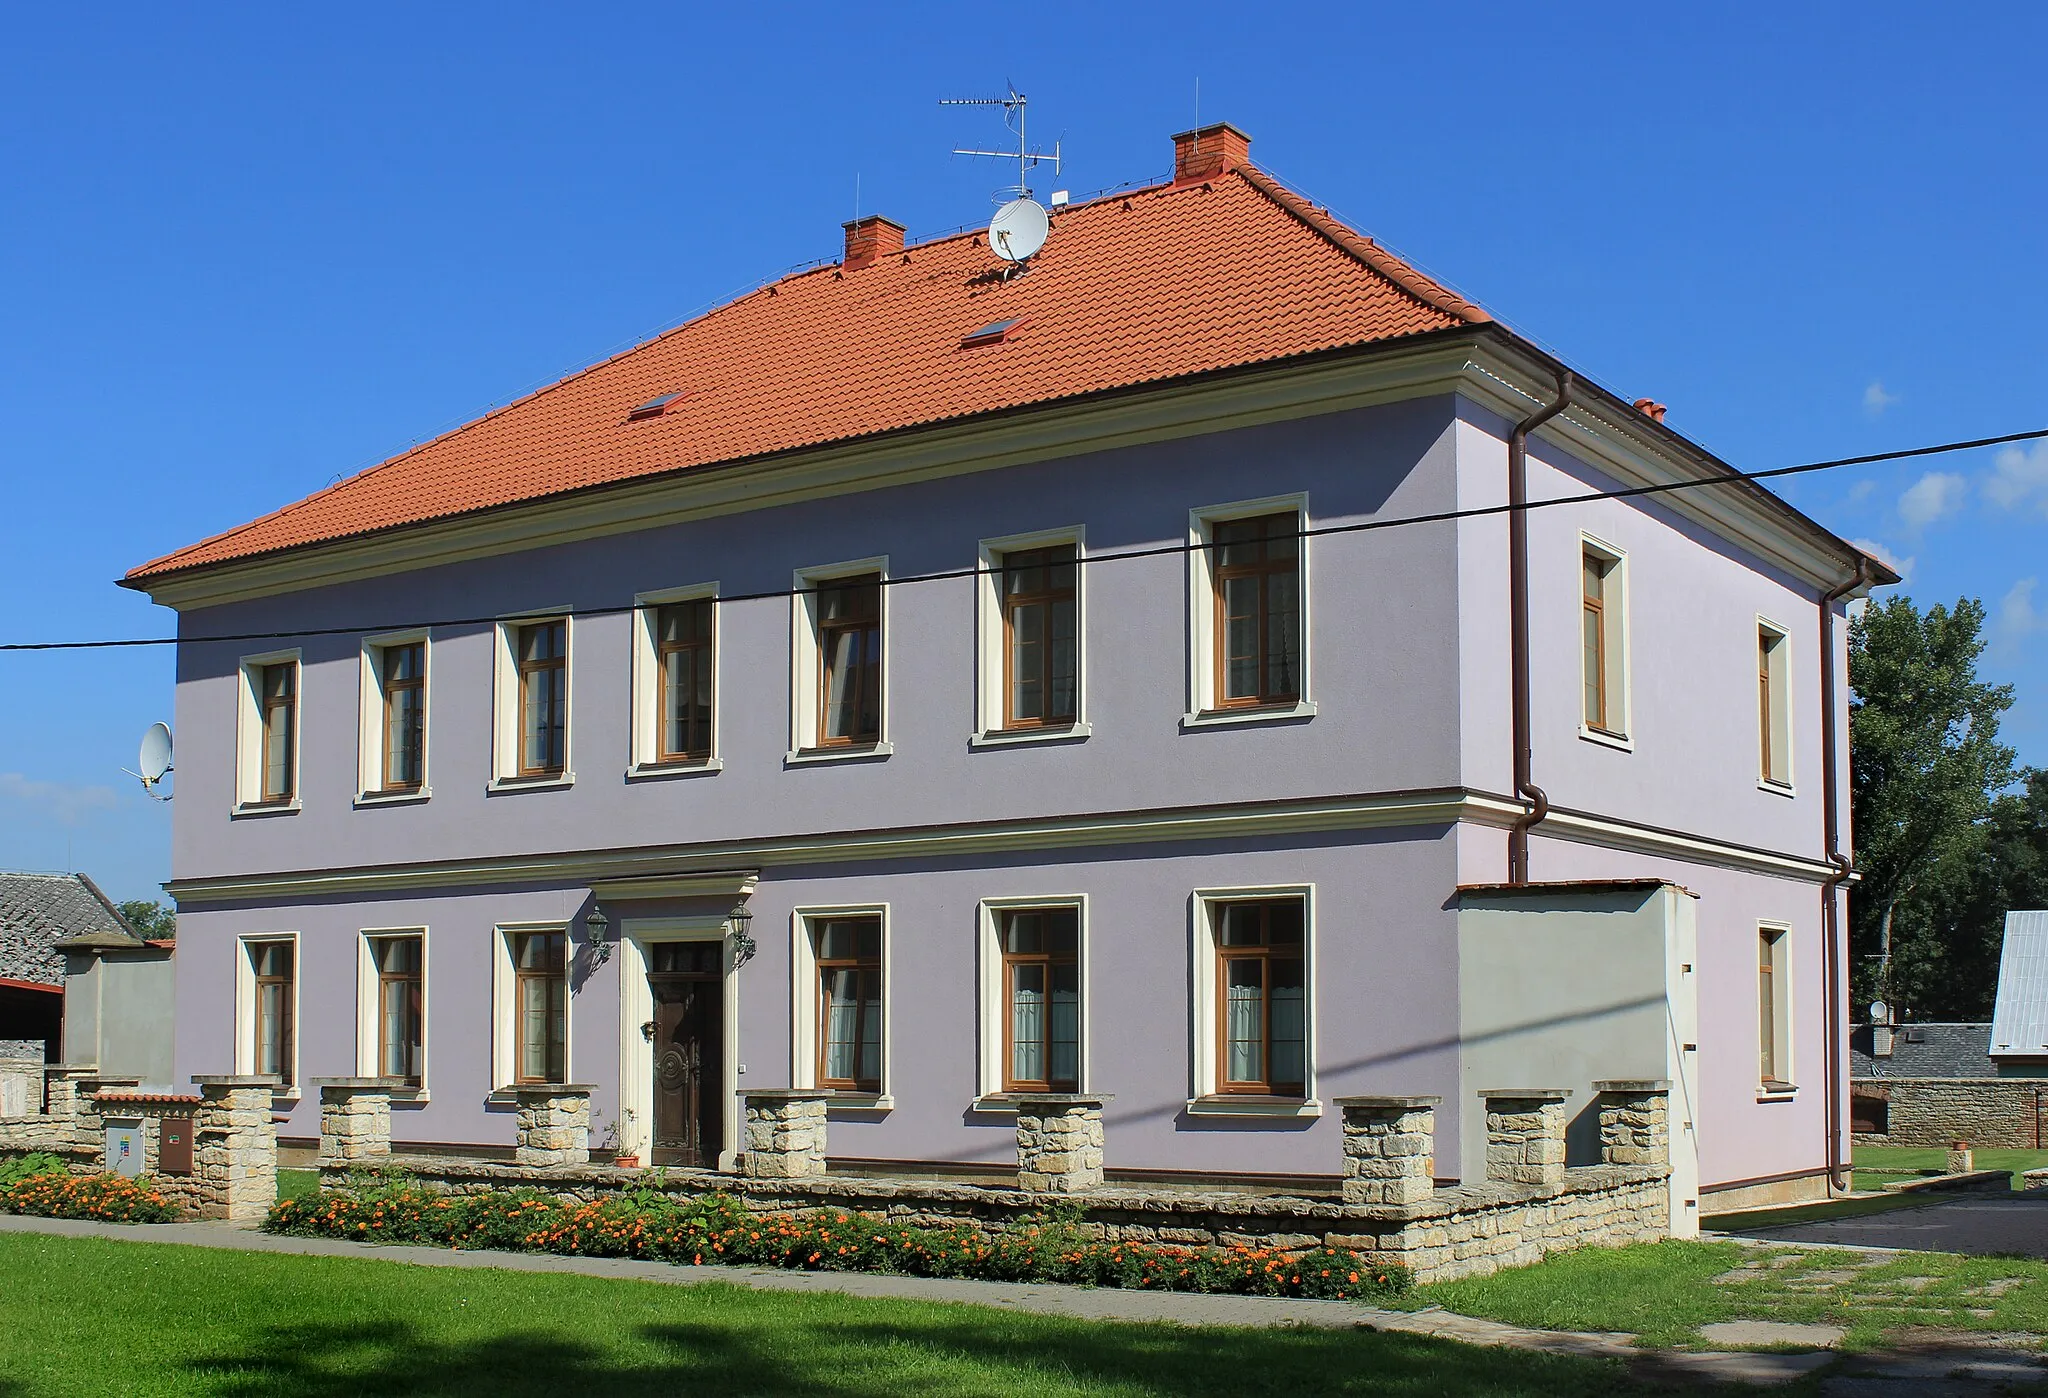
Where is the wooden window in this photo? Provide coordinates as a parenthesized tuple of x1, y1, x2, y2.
(1759, 928, 1788, 1087)
(1582, 551, 1613, 732)
(1000, 547, 1078, 729)
(371, 934, 423, 1084)
(258, 662, 297, 802)
(250, 941, 294, 1086)
(1759, 625, 1790, 786)
(512, 931, 566, 1084)
(516, 621, 567, 776)
(816, 576, 881, 747)
(656, 600, 714, 762)
(1212, 514, 1301, 708)
(1214, 899, 1306, 1096)
(380, 643, 425, 791)
(1000, 908, 1079, 1092)
(814, 917, 881, 1091)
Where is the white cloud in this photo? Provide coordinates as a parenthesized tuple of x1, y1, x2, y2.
(1850, 537, 1914, 584)
(0, 772, 120, 827)
(1898, 471, 1968, 529)
(1985, 439, 2048, 516)
(1863, 381, 1899, 416)
(1995, 577, 2043, 654)
(1847, 478, 1877, 504)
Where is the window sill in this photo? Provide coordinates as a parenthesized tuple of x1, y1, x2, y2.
(1757, 1083, 1798, 1102)
(1758, 777, 1797, 799)
(969, 1092, 1092, 1113)
(1578, 725, 1634, 753)
(231, 799, 302, 819)
(820, 1092, 894, 1113)
(1185, 1095, 1322, 1119)
(486, 772, 576, 795)
(785, 742, 894, 767)
(1181, 701, 1317, 731)
(626, 759, 724, 782)
(354, 787, 431, 808)
(970, 722, 1092, 749)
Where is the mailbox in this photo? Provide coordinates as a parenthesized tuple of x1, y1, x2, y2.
(159, 1117, 195, 1176)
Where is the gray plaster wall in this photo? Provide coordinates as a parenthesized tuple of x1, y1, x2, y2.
(63, 950, 175, 1088)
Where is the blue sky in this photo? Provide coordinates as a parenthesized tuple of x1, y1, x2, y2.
(2, 3, 2043, 904)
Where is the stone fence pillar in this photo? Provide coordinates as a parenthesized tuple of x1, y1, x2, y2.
(1335, 1095, 1438, 1205)
(1015, 1094, 1111, 1193)
(512, 1083, 594, 1167)
(740, 1089, 832, 1178)
(314, 1078, 400, 1165)
(192, 1075, 279, 1221)
(1593, 1080, 1671, 1169)
(1481, 1088, 1571, 1187)
(42, 1065, 101, 1145)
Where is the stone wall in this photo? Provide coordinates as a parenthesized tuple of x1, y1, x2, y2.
(1851, 1078, 2048, 1148)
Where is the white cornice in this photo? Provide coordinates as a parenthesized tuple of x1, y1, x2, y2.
(162, 786, 1836, 904)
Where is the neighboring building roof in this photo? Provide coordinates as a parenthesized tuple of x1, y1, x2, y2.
(1849, 1022, 1996, 1079)
(1991, 911, 2048, 1055)
(128, 164, 1485, 582)
(0, 873, 140, 988)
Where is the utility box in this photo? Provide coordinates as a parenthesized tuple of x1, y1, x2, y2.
(105, 1120, 144, 1178)
(159, 1117, 195, 1176)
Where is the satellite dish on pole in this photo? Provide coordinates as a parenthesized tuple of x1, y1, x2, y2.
(128, 723, 174, 800)
(988, 197, 1049, 264)
(1870, 1000, 1891, 1025)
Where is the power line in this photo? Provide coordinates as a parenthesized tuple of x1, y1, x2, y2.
(6, 424, 2043, 654)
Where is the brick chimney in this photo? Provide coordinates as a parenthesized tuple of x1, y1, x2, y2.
(1172, 122, 1252, 185)
(842, 215, 906, 272)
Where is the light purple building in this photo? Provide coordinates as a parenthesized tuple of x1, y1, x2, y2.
(126, 124, 1891, 1219)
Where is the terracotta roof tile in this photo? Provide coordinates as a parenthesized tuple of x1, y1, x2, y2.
(129, 168, 1485, 581)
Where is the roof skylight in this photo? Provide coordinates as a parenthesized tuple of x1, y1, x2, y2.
(960, 317, 1027, 348)
(627, 392, 687, 421)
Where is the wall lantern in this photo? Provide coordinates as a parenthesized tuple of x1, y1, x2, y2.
(584, 902, 612, 966)
(728, 900, 756, 969)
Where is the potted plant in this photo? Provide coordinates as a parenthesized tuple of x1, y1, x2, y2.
(600, 1108, 641, 1169)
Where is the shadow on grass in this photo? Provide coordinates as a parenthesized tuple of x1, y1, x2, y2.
(183, 1311, 1653, 1397)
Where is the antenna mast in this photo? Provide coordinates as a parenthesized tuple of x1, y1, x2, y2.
(941, 86, 1060, 202)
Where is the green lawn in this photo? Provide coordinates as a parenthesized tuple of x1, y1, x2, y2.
(277, 1169, 320, 1202)
(0, 1232, 1650, 1397)
(1852, 1144, 2048, 1192)
(1414, 1239, 2048, 1351)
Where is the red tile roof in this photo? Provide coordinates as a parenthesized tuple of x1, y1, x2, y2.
(129, 166, 1490, 582)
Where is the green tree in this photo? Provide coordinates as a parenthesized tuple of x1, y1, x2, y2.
(1849, 594, 2019, 1015)
(116, 899, 176, 940)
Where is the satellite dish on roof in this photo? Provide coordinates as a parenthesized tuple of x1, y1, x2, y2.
(1870, 1000, 1891, 1025)
(988, 197, 1049, 264)
(127, 722, 174, 801)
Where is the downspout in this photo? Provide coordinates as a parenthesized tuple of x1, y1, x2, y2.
(1819, 557, 1875, 1192)
(1507, 369, 1575, 883)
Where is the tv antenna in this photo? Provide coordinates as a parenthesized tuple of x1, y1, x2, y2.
(125, 721, 174, 801)
(941, 86, 1061, 205)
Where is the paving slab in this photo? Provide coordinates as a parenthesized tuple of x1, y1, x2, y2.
(1727, 1193, 2048, 1259)
(1698, 1320, 1845, 1349)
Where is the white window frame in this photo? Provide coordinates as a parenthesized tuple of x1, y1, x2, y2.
(233, 648, 303, 815)
(973, 527, 1091, 746)
(1757, 616, 1794, 794)
(490, 610, 575, 790)
(1184, 494, 1316, 729)
(629, 583, 723, 778)
(787, 558, 893, 764)
(491, 921, 574, 1090)
(1187, 884, 1320, 1117)
(973, 894, 1090, 1110)
(1578, 534, 1633, 751)
(356, 631, 431, 805)
(1758, 921, 1795, 1097)
(615, 915, 739, 1169)
(355, 927, 429, 1096)
(234, 931, 301, 1096)
(788, 903, 893, 1108)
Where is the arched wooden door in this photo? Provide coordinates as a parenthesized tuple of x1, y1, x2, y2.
(648, 942, 724, 1167)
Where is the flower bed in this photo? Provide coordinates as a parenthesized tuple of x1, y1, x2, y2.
(267, 1175, 1409, 1301)
(0, 1154, 180, 1223)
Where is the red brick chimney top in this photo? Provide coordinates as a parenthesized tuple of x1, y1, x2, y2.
(1633, 397, 1669, 423)
(842, 215, 907, 272)
(1171, 122, 1252, 185)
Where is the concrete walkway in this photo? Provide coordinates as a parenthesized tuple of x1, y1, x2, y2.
(1725, 1191, 2048, 1260)
(0, 1213, 2038, 1391)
